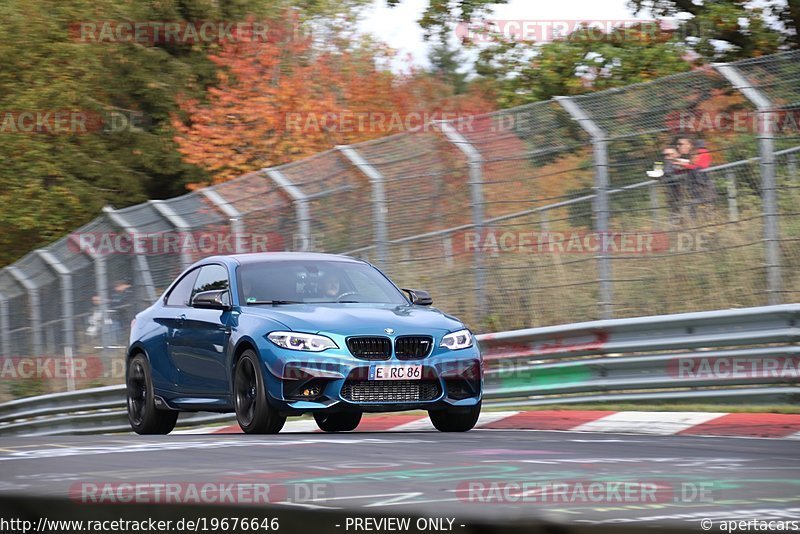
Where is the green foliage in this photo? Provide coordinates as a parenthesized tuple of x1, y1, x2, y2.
(0, 0, 369, 267)
(475, 25, 693, 107)
(386, 0, 507, 41)
(629, 0, 795, 60)
(427, 41, 469, 94)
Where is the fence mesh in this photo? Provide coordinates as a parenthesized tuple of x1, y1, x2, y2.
(277, 149, 373, 254)
(213, 171, 296, 254)
(733, 51, 800, 305)
(0, 270, 29, 358)
(3, 50, 800, 396)
(12, 252, 58, 355)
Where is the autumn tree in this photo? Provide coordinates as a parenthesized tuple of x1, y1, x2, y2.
(173, 20, 494, 185)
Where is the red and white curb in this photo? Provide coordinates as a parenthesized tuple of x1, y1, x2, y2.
(174, 410, 800, 439)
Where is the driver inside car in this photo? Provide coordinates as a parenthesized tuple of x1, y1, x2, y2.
(320, 272, 342, 300)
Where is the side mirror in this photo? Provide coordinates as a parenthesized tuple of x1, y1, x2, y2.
(192, 289, 231, 311)
(402, 289, 433, 306)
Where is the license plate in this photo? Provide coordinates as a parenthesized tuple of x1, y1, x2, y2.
(369, 365, 422, 381)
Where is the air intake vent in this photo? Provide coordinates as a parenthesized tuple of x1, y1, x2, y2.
(394, 336, 434, 360)
(341, 380, 440, 402)
(346, 337, 392, 360)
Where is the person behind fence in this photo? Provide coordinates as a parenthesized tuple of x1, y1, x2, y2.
(654, 144, 684, 224)
(110, 279, 134, 345)
(672, 136, 714, 219)
(85, 294, 110, 339)
(86, 279, 133, 346)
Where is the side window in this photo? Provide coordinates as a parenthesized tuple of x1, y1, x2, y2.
(165, 269, 200, 307)
(191, 264, 230, 304)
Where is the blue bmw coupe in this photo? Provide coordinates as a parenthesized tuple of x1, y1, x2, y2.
(126, 252, 482, 434)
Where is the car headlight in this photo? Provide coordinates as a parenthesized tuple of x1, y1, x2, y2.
(268, 331, 338, 352)
(440, 329, 473, 350)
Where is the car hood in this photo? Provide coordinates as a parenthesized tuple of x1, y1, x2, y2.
(241, 303, 464, 335)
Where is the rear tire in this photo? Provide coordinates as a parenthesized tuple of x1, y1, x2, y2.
(127, 354, 178, 435)
(428, 401, 481, 432)
(234, 350, 286, 434)
(314, 411, 362, 432)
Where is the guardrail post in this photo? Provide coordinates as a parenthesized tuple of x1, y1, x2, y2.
(35, 250, 76, 390)
(435, 121, 488, 320)
(716, 63, 782, 305)
(556, 96, 614, 318)
(0, 292, 9, 357)
(6, 266, 43, 357)
(264, 169, 311, 251)
(336, 145, 389, 268)
(149, 200, 194, 269)
(103, 207, 157, 305)
(726, 170, 739, 222)
(201, 189, 246, 254)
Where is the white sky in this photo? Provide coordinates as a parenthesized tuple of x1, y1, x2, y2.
(358, 0, 646, 69)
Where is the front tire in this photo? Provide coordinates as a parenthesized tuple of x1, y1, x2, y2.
(127, 354, 178, 435)
(234, 350, 286, 434)
(314, 411, 362, 432)
(428, 401, 481, 432)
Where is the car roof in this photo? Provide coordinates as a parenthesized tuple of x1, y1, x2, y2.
(203, 252, 366, 266)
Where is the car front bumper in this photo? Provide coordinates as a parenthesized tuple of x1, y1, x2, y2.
(260, 344, 483, 414)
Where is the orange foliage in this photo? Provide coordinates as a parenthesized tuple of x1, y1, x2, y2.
(173, 17, 495, 187)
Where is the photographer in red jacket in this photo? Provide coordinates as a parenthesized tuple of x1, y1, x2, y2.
(668, 136, 715, 221)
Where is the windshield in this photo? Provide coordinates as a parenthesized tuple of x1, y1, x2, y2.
(236, 260, 409, 305)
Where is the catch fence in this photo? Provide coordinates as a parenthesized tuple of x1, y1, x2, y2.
(1, 51, 799, 395)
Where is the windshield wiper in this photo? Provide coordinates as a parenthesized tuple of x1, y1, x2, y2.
(245, 300, 302, 305)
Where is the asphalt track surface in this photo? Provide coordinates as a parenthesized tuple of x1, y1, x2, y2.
(0, 429, 798, 528)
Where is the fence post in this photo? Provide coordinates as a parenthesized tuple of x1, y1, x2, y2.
(649, 181, 660, 229)
(555, 96, 614, 319)
(789, 154, 797, 184)
(435, 120, 488, 318)
(726, 170, 739, 222)
(93, 250, 112, 354)
(149, 200, 193, 270)
(6, 266, 43, 357)
(0, 291, 9, 357)
(103, 207, 157, 305)
(716, 63, 782, 305)
(264, 169, 311, 251)
(540, 211, 550, 233)
(35, 249, 76, 390)
(336, 145, 389, 268)
(201, 189, 246, 254)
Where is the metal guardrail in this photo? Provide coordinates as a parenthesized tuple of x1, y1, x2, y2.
(1, 304, 798, 436)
